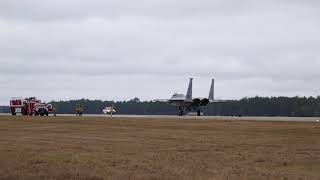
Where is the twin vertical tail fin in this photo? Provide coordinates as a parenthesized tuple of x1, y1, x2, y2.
(186, 78, 193, 101)
(209, 79, 214, 103)
(185, 78, 214, 102)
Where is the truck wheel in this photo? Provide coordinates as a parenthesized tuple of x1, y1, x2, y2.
(46, 113, 49, 116)
(40, 114, 44, 116)
(197, 110, 201, 116)
(11, 113, 16, 116)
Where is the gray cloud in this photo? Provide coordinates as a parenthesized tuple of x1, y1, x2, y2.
(0, 0, 320, 104)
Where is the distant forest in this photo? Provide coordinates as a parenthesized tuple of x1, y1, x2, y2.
(1, 96, 320, 117)
(0, 106, 10, 113)
(48, 96, 320, 117)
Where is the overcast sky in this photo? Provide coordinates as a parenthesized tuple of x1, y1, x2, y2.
(0, 0, 319, 105)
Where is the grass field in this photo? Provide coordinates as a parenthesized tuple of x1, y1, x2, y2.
(0, 116, 319, 180)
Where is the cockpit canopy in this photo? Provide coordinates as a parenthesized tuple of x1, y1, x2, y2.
(171, 93, 185, 98)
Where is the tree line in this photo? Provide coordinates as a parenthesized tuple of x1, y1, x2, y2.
(48, 96, 320, 117)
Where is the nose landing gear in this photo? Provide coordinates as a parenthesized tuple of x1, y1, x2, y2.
(197, 110, 201, 116)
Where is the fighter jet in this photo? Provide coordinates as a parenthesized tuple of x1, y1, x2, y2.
(158, 78, 218, 116)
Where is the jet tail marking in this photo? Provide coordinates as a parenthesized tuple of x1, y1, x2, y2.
(209, 79, 214, 103)
(186, 78, 193, 101)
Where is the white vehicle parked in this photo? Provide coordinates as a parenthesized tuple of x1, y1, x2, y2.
(102, 106, 116, 115)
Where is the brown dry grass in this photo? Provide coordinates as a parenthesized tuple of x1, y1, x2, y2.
(0, 116, 319, 180)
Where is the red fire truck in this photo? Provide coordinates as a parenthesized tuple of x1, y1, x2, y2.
(10, 97, 53, 116)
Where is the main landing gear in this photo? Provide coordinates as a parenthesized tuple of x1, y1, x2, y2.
(178, 107, 184, 116)
(178, 108, 202, 116)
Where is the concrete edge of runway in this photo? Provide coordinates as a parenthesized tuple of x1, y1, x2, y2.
(1, 113, 320, 122)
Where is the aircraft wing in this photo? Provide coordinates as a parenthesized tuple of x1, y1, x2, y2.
(153, 99, 170, 103)
(211, 99, 234, 103)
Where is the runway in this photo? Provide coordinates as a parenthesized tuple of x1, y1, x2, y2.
(1, 113, 319, 122)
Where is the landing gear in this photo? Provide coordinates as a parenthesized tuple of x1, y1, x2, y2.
(197, 110, 201, 116)
(178, 107, 184, 116)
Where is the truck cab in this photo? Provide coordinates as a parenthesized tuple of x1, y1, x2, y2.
(34, 103, 49, 116)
